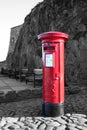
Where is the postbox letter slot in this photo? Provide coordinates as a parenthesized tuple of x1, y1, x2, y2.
(44, 46, 55, 50)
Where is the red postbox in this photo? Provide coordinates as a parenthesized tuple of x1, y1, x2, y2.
(38, 31, 68, 116)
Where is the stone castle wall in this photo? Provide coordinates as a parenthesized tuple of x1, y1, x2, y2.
(6, 25, 22, 68)
(8, 25, 22, 55)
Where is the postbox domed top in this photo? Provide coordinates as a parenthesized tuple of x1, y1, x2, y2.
(38, 31, 68, 42)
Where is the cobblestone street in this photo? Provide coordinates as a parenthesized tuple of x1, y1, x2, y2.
(0, 114, 87, 130)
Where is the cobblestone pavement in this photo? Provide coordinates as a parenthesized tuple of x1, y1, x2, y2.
(0, 113, 87, 130)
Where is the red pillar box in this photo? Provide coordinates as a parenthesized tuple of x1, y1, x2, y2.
(38, 31, 68, 117)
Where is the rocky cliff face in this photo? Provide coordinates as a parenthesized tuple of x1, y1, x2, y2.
(7, 0, 87, 85)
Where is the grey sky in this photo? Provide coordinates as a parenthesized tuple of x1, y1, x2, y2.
(0, 0, 43, 61)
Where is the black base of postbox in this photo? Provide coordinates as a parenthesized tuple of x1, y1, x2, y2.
(42, 102, 64, 117)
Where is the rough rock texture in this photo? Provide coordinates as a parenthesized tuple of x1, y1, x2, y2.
(6, 0, 87, 85)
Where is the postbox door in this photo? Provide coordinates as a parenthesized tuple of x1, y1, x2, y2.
(42, 44, 61, 103)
